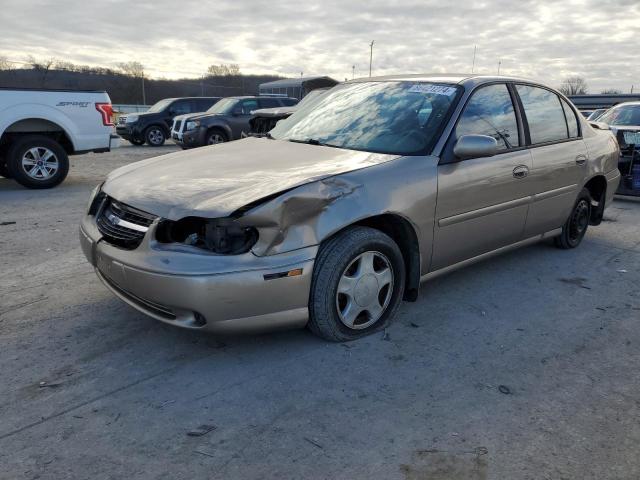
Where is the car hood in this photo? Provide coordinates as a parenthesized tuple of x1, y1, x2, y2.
(252, 106, 297, 117)
(173, 112, 206, 122)
(103, 137, 398, 220)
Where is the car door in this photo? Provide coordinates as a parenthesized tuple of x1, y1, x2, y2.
(165, 100, 193, 130)
(514, 85, 588, 236)
(227, 98, 259, 139)
(431, 83, 533, 271)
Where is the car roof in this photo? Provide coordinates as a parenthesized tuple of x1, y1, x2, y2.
(350, 74, 546, 88)
(610, 101, 640, 107)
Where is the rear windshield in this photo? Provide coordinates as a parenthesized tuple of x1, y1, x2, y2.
(270, 81, 461, 155)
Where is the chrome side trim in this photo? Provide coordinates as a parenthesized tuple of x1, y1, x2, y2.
(420, 228, 562, 283)
(438, 195, 531, 227)
(106, 212, 149, 232)
(532, 184, 577, 202)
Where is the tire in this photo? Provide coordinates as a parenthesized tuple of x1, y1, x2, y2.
(308, 226, 406, 342)
(144, 126, 166, 146)
(0, 160, 10, 178)
(6, 135, 69, 189)
(206, 129, 228, 145)
(554, 188, 592, 249)
(129, 138, 145, 146)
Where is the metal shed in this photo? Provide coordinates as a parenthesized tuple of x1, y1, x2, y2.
(259, 76, 339, 100)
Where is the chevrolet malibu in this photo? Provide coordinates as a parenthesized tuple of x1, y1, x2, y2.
(80, 75, 621, 342)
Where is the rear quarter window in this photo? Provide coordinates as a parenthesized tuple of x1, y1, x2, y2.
(561, 99, 580, 138)
(516, 85, 568, 144)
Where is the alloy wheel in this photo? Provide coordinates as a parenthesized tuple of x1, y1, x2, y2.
(21, 147, 59, 180)
(208, 133, 226, 145)
(148, 128, 164, 145)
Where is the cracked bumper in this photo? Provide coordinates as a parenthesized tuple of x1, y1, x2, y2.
(80, 215, 315, 334)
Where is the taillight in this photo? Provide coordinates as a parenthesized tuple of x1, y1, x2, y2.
(95, 103, 114, 126)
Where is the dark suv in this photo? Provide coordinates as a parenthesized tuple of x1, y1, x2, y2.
(116, 97, 221, 146)
(176, 96, 297, 149)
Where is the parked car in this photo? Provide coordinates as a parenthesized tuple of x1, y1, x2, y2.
(0, 87, 117, 188)
(81, 75, 620, 341)
(116, 97, 220, 146)
(249, 88, 329, 135)
(174, 96, 297, 148)
(597, 102, 640, 195)
(587, 108, 609, 121)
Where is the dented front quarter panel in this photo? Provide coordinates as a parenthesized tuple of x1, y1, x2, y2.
(238, 154, 440, 275)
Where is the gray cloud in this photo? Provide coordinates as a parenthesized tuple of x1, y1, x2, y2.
(0, 0, 637, 92)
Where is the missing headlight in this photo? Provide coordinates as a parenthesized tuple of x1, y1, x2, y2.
(156, 217, 258, 254)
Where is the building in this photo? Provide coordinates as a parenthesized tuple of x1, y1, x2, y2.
(259, 76, 339, 100)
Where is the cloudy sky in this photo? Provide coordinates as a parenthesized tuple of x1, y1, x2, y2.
(0, 0, 637, 92)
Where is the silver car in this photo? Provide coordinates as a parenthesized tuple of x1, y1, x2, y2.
(80, 75, 621, 341)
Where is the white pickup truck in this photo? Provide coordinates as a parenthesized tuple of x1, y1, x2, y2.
(0, 88, 118, 188)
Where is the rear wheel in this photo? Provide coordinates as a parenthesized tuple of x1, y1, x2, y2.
(207, 129, 227, 145)
(7, 135, 69, 189)
(555, 188, 592, 249)
(145, 126, 166, 146)
(308, 226, 405, 342)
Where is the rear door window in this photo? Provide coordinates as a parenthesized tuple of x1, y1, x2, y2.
(455, 83, 520, 151)
(516, 85, 569, 144)
(170, 100, 194, 115)
(239, 99, 259, 114)
(560, 99, 579, 138)
(197, 98, 218, 111)
(259, 98, 280, 109)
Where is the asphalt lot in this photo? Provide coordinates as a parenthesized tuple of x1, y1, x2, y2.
(1, 143, 639, 480)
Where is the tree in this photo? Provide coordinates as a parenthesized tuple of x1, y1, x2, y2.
(559, 76, 588, 95)
(117, 61, 145, 78)
(206, 63, 240, 76)
(0, 56, 13, 70)
(601, 88, 622, 94)
(27, 56, 56, 87)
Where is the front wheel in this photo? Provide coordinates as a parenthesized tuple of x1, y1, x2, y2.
(145, 126, 166, 146)
(6, 135, 69, 189)
(555, 188, 592, 249)
(207, 129, 228, 145)
(308, 226, 406, 342)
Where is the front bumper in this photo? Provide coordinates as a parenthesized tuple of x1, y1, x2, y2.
(80, 214, 316, 334)
(116, 125, 142, 142)
(178, 128, 206, 149)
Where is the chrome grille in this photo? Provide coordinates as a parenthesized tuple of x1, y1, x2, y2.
(118, 116, 127, 125)
(96, 197, 156, 249)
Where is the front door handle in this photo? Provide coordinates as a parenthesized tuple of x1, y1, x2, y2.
(575, 154, 588, 166)
(513, 165, 529, 179)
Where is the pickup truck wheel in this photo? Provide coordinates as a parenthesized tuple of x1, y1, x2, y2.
(555, 188, 592, 249)
(7, 135, 69, 189)
(145, 126, 166, 146)
(308, 226, 406, 342)
(207, 129, 227, 145)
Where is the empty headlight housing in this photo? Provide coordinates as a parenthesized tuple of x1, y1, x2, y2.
(156, 217, 258, 254)
(185, 120, 200, 131)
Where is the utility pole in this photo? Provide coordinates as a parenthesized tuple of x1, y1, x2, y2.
(352, 65, 355, 79)
(369, 40, 374, 77)
(141, 73, 146, 105)
(471, 45, 477, 74)
(497, 60, 501, 75)
(632, 85, 635, 94)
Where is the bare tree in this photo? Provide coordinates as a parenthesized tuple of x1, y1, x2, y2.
(117, 61, 145, 78)
(0, 56, 14, 70)
(27, 56, 56, 87)
(206, 63, 240, 76)
(559, 76, 588, 96)
(601, 88, 622, 94)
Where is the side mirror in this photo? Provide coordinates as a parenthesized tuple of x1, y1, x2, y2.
(589, 121, 609, 130)
(453, 134, 498, 160)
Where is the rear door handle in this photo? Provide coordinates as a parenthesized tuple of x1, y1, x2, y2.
(575, 154, 588, 166)
(513, 165, 529, 179)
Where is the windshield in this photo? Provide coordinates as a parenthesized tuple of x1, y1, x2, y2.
(206, 98, 238, 114)
(147, 99, 173, 113)
(297, 89, 327, 108)
(270, 81, 460, 155)
(599, 105, 640, 126)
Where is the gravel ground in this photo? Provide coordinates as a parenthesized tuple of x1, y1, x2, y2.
(1, 144, 639, 480)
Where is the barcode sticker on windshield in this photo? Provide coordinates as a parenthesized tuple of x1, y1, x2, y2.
(409, 84, 457, 96)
